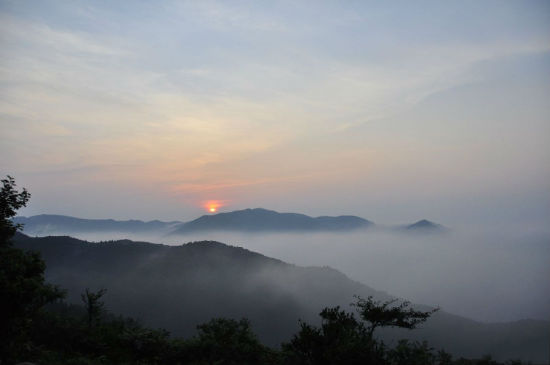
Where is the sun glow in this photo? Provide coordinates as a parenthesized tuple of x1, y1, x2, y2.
(202, 200, 225, 214)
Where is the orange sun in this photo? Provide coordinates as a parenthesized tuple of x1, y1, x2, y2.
(203, 200, 224, 213)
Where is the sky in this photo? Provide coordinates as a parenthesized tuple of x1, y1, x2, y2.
(1, 0, 549, 228)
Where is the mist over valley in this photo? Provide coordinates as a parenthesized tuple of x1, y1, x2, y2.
(15, 209, 550, 324)
(13, 231, 550, 362)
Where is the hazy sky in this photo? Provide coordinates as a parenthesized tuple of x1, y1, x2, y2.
(1, 0, 549, 226)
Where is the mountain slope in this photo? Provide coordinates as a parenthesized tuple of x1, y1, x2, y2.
(13, 234, 549, 362)
(171, 208, 373, 234)
(13, 214, 180, 235)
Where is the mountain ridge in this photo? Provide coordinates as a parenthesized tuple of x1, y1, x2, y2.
(14, 208, 446, 236)
(171, 208, 373, 234)
(13, 214, 181, 235)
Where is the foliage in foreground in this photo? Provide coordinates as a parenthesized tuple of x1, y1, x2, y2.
(0, 176, 65, 364)
(19, 300, 529, 365)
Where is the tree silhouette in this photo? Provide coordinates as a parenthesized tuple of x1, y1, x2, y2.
(0, 176, 64, 363)
(283, 306, 385, 364)
(81, 288, 107, 328)
(189, 317, 275, 364)
(353, 295, 439, 337)
(0, 175, 30, 246)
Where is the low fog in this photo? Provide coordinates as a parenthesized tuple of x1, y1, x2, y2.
(54, 226, 550, 324)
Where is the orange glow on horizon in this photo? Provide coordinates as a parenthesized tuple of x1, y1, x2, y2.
(202, 200, 225, 214)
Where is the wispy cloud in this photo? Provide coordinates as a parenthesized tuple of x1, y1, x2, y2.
(1, 1, 548, 223)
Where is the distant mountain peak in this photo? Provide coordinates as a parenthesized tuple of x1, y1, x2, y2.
(410, 219, 435, 227)
(171, 208, 373, 234)
(405, 219, 447, 232)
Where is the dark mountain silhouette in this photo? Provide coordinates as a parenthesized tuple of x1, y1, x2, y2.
(171, 208, 373, 234)
(13, 214, 181, 236)
(14, 210, 448, 236)
(13, 233, 548, 362)
(400, 219, 448, 233)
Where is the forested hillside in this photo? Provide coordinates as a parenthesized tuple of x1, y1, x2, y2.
(13, 233, 550, 362)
